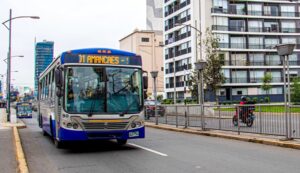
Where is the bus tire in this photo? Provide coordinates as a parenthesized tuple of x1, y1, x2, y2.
(38, 114, 42, 128)
(117, 139, 127, 145)
(54, 139, 64, 149)
(42, 130, 48, 136)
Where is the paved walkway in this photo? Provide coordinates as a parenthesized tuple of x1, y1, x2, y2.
(0, 108, 17, 173)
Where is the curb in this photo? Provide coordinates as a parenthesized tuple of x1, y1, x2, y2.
(13, 126, 29, 173)
(1, 120, 27, 129)
(145, 123, 300, 150)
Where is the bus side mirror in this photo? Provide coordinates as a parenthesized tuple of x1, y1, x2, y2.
(143, 76, 148, 90)
(55, 68, 63, 88)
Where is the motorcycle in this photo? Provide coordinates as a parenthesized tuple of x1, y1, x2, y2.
(232, 105, 256, 127)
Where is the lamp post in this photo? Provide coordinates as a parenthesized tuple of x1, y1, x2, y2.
(275, 43, 295, 140)
(2, 9, 39, 123)
(195, 60, 207, 130)
(151, 71, 159, 125)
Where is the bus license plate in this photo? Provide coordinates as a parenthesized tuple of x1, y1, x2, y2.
(129, 131, 139, 137)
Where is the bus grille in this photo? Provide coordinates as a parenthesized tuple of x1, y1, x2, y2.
(82, 122, 129, 130)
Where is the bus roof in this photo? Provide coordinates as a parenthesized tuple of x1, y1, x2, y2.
(60, 48, 142, 66)
(39, 48, 142, 80)
(61, 48, 138, 57)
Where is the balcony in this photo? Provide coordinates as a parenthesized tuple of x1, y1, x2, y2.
(231, 78, 248, 83)
(165, 31, 191, 46)
(223, 60, 300, 66)
(228, 77, 283, 84)
(175, 48, 191, 56)
(165, 0, 191, 17)
(218, 43, 300, 50)
(166, 83, 174, 89)
(211, 8, 300, 17)
(212, 25, 300, 33)
(176, 81, 185, 87)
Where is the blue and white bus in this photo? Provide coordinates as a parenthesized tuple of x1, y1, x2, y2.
(38, 48, 148, 148)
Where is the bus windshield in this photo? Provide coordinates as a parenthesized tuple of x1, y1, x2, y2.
(65, 66, 143, 114)
(17, 105, 32, 113)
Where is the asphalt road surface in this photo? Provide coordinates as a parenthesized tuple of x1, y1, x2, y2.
(19, 113, 300, 173)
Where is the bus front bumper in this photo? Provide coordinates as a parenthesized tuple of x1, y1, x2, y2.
(58, 126, 145, 141)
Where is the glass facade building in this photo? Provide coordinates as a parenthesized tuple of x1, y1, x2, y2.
(34, 41, 54, 97)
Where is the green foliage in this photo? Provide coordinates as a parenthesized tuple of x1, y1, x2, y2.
(189, 28, 225, 104)
(252, 97, 258, 103)
(261, 73, 272, 95)
(162, 99, 173, 105)
(264, 97, 270, 103)
(202, 28, 225, 104)
(291, 77, 300, 103)
(157, 95, 163, 102)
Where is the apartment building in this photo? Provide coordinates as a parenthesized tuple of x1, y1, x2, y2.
(119, 30, 164, 97)
(164, 0, 300, 102)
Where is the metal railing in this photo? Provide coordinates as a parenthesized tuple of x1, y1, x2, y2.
(145, 104, 300, 139)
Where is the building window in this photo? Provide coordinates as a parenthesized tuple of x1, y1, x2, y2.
(230, 37, 246, 49)
(248, 20, 262, 32)
(249, 54, 264, 66)
(141, 37, 150, 42)
(231, 53, 247, 66)
(248, 4, 262, 16)
(264, 6, 279, 16)
(281, 21, 296, 33)
(281, 5, 295, 17)
(249, 37, 263, 49)
(232, 88, 248, 96)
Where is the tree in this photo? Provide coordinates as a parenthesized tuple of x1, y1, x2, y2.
(291, 77, 300, 103)
(202, 28, 225, 104)
(261, 73, 272, 97)
(188, 28, 225, 104)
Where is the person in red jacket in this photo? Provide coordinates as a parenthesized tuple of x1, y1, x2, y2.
(239, 96, 248, 119)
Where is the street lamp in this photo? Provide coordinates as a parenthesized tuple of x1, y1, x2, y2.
(3, 55, 24, 63)
(2, 9, 39, 123)
(150, 71, 159, 125)
(195, 60, 207, 130)
(275, 43, 295, 140)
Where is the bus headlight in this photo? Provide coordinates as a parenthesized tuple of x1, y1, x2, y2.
(61, 117, 82, 130)
(66, 123, 73, 128)
(129, 117, 144, 129)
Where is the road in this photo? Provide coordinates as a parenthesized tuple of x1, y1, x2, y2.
(19, 113, 300, 173)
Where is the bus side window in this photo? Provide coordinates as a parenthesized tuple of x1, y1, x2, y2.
(51, 69, 55, 99)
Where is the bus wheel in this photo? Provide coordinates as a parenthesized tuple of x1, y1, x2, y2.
(117, 139, 127, 145)
(54, 139, 64, 149)
(42, 130, 48, 136)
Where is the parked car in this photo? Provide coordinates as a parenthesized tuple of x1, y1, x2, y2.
(144, 100, 165, 118)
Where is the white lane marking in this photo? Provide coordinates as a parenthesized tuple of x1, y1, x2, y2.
(128, 143, 168, 157)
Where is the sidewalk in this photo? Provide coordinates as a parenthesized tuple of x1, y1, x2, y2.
(0, 108, 27, 173)
(0, 109, 17, 173)
(145, 122, 300, 150)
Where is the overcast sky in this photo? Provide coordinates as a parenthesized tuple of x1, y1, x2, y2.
(0, 0, 146, 88)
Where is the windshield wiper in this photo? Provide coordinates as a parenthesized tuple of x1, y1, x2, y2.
(119, 95, 140, 117)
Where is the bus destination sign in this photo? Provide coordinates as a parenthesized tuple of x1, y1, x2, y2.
(63, 54, 142, 66)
